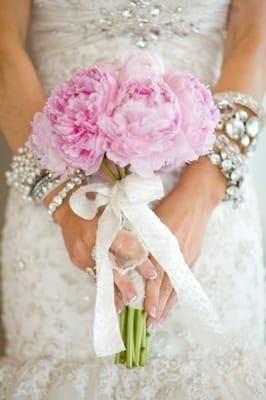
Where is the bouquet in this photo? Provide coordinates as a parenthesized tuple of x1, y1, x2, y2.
(30, 53, 220, 368)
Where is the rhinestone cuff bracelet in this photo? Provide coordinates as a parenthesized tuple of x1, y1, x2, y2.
(209, 91, 264, 206)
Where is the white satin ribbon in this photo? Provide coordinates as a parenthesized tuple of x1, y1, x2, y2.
(70, 173, 224, 357)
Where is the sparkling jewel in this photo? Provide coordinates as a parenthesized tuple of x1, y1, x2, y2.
(62, 2, 200, 48)
(230, 169, 241, 182)
(226, 186, 238, 198)
(218, 101, 235, 117)
(225, 118, 245, 140)
(245, 116, 259, 138)
(221, 159, 233, 171)
(214, 92, 263, 118)
(210, 153, 221, 166)
(216, 134, 229, 149)
(240, 135, 250, 147)
(216, 120, 224, 131)
(235, 109, 248, 122)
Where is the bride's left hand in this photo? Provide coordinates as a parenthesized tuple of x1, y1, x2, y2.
(143, 157, 227, 330)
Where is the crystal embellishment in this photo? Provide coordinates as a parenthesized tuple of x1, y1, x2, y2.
(59, 1, 200, 48)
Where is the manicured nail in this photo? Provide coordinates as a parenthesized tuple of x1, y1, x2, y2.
(147, 319, 157, 331)
(147, 269, 157, 279)
(126, 292, 137, 304)
(149, 306, 157, 318)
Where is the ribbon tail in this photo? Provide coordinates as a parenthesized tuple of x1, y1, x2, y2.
(93, 205, 126, 357)
(123, 204, 225, 345)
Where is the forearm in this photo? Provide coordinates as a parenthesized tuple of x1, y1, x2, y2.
(168, 1, 266, 212)
(0, 43, 45, 152)
(215, 0, 266, 100)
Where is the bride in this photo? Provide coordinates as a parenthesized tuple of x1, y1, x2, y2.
(0, 0, 266, 399)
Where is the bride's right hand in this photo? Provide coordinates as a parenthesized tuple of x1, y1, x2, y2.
(43, 183, 157, 314)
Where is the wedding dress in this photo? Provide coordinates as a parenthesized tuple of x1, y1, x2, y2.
(1, 1, 266, 399)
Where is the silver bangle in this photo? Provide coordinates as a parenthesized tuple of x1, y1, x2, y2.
(214, 92, 263, 119)
(47, 174, 84, 219)
(31, 173, 62, 204)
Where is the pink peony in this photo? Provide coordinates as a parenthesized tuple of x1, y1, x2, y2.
(164, 71, 219, 160)
(102, 52, 165, 83)
(99, 79, 193, 177)
(32, 67, 118, 176)
(30, 112, 70, 176)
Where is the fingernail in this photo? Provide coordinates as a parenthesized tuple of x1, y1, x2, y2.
(147, 319, 157, 331)
(126, 292, 137, 304)
(149, 306, 157, 318)
(159, 317, 166, 326)
(147, 269, 157, 279)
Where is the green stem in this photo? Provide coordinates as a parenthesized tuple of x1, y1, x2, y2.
(115, 164, 122, 180)
(134, 309, 144, 366)
(126, 307, 135, 368)
(100, 159, 119, 182)
(140, 311, 148, 366)
(114, 307, 127, 364)
(120, 307, 127, 364)
(118, 166, 126, 179)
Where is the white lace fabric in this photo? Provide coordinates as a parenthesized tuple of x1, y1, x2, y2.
(1, 0, 266, 399)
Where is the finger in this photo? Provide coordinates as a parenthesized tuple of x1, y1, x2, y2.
(109, 251, 138, 305)
(136, 258, 158, 280)
(144, 256, 164, 319)
(158, 290, 177, 325)
(111, 229, 144, 260)
(114, 285, 124, 314)
(113, 269, 138, 305)
(69, 239, 94, 270)
(157, 273, 173, 320)
(146, 316, 158, 332)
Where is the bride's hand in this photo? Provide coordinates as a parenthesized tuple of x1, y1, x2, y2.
(43, 183, 157, 314)
(143, 157, 227, 330)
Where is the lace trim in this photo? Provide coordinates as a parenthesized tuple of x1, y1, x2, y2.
(1, 342, 266, 400)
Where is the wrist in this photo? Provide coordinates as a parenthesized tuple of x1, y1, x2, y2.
(43, 181, 77, 225)
(177, 157, 226, 210)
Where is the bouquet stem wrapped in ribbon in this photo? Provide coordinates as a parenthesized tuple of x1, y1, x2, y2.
(30, 52, 224, 368)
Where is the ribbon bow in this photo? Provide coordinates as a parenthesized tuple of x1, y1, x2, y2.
(70, 173, 223, 357)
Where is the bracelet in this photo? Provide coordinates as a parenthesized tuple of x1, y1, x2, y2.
(5, 142, 61, 203)
(208, 134, 247, 206)
(208, 92, 264, 206)
(30, 173, 62, 204)
(214, 92, 263, 157)
(6, 142, 44, 201)
(47, 173, 84, 219)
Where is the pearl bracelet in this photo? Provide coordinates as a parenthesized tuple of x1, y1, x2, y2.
(47, 174, 84, 219)
(6, 142, 62, 203)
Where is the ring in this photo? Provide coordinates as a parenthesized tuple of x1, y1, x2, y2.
(85, 266, 97, 283)
(91, 245, 96, 262)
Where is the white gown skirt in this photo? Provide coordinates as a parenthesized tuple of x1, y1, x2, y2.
(0, 172, 266, 399)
